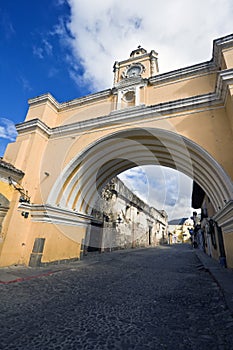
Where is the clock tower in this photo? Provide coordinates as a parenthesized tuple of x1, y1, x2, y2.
(113, 46, 159, 109)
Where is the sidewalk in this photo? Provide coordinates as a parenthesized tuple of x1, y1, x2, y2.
(195, 248, 233, 314)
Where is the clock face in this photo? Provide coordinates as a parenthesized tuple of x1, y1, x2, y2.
(127, 65, 142, 77)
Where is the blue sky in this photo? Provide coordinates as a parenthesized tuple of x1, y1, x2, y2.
(0, 0, 85, 155)
(0, 0, 232, 219)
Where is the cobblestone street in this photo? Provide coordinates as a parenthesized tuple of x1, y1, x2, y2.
(1, 245, 233, 350)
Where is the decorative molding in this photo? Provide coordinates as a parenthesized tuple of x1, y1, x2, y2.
(18, 203, 102, 226)
(215, 69, 233, 104)
(213, 33, 233, 69)
(28, 93, 60, 111)
(16, 118, 52, 137)
(149, 61, 217, 85)
(149, 33, 233, 86)
(28, 90, 112, 112)
(115, 76, 147, 89)
(213, 200, 233, 234)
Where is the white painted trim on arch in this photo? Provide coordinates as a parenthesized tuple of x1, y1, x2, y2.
(213, 200, 233, 234)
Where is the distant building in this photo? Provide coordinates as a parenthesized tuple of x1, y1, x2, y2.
(168, 217, 193, 244)
(86, 177, 168, 253)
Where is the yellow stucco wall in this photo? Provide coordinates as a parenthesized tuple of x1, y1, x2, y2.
(0, 207, 86, 266)
(223, 48, 233, 69)
(147, 73, 216, 105)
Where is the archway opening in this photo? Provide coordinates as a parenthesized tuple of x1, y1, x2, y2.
(48, 127, 232, 217)
(46, 127, 233, 256)
(87, 164, 195, 252)
(118, 165, 194, 221)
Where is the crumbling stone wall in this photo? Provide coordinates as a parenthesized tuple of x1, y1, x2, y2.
(88, 177, 168, 252)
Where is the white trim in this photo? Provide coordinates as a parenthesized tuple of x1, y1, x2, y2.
(16, 119, 51, 137)
(149, 61, 216, 85)
(28, 93, 60, 111)
(216, 69, 233, 104)
(213, 34, 233, 69)
(28, 90, 112, 112)
(18, 203, 102, 226)
(213, 200, 233, 234)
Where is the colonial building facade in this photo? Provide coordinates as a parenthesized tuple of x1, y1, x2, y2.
(87, 177, 168, 253)
(0, 34, 233, 267)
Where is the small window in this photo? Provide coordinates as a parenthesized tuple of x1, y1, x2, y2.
(123, 91, 135, 102)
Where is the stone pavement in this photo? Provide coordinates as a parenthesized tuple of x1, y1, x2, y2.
(0, 245, 233, 349)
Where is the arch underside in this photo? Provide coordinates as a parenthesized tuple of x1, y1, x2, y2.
(47, 128, 233, 215)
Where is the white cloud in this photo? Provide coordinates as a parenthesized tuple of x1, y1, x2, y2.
(0, 118, 17, 141)
(18, 75, 32, 92)
(33, 39, 53, 60)
(58, 0, 233, 219)
(119, 166, 193, 220)
(64, 0, 233, 91)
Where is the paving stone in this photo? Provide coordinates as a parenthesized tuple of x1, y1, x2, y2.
(0, 245, 233, 349)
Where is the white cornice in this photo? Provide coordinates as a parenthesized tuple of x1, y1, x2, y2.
(114, 77, 147, 89)
(149, 61, 216, 85)
(16, 119, 51, 137)
(213, 34, 233, 69)
(215, 69, 233, 104)
(28, 90, 112, 112)
(59, 90, 112, 110)
(18, 203, 102, 226)
(28, 93, 60, 111)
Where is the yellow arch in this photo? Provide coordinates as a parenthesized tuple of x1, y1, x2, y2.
(47, 127, 233, 215)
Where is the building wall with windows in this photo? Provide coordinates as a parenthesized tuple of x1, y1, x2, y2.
(86, 177, 168, 253)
